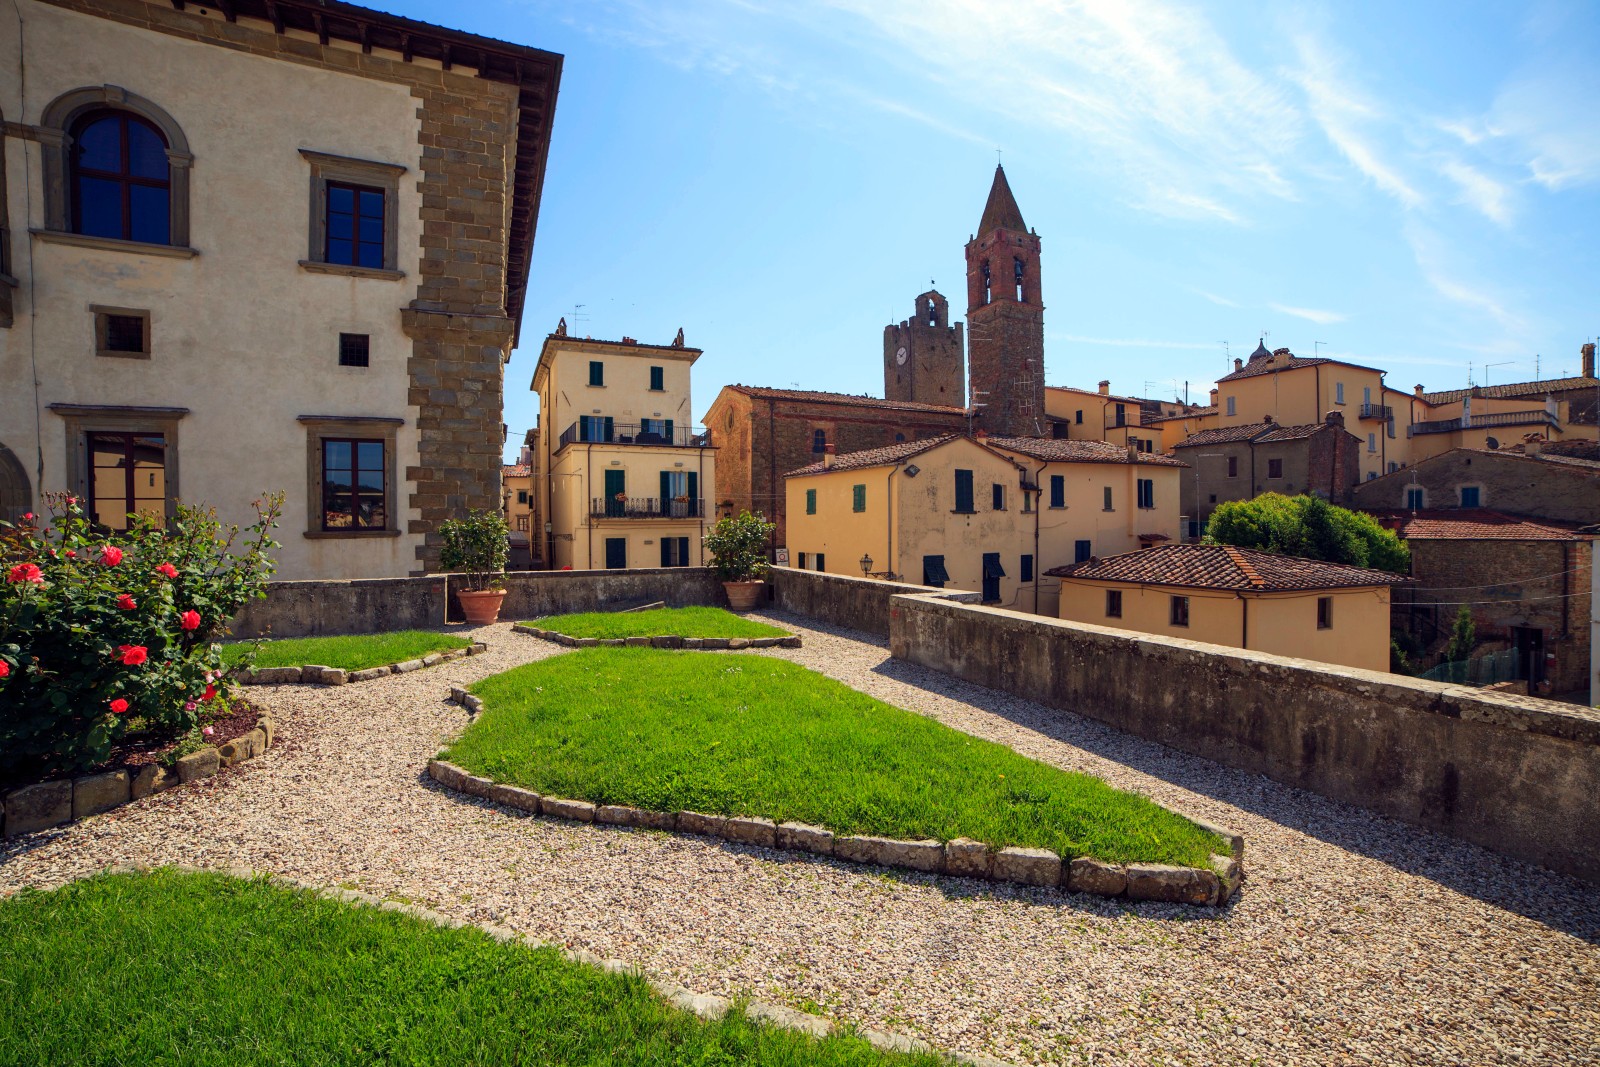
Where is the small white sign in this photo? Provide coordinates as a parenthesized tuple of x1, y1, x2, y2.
(774, 548, 790, 565)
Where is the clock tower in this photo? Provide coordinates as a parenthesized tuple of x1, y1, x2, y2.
(884, 289, 965, 406)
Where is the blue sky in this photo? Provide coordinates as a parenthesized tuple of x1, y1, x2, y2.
(385, 1, 1599, 458)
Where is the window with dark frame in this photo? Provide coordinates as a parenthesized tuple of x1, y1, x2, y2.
(812, 428, 826, 453)
(1075, 539, 1092, 563)
(70, 110, 171, 245)
(922, 554, 949, 588)
(1104, 486, 1113, 510)
(1020, 554, 1033, 582)
(1106, 589, 1122, 618)
(1227, 455, 1238, 478)
(320, 438, 386, 531)
(1460, 486, 1481, 507)
(815, 552, 825, 572)
(324, 182, 385, 269)
(992, 483, 1005, 510)
(589, 360, 605, 386)
(1406, 487, 1424, 509)
(1170, 595, 1190, 627)
(1267, 458, 1284, 479)
(87, 431, 166, 530)
(852, 484, 866, 512)
(338, 333, 370, 367)
(104, 314, 145, 354)
(1050, 475, 1065, 508)
(1317, 596, 1333, 630)
(649, 365, 665, 391)
(1137, 478, 1154, 509)
(805, 488, 816, 515)
(954, 469, 974, 513)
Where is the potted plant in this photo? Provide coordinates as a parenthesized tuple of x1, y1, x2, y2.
(703, 509, 776, 611)
(439, 509, 510, 625)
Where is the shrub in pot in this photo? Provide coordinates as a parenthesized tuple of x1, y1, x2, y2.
(703, 510, 775, 610)
(0, 492, 282, 785)
(440, 510, 510, 625)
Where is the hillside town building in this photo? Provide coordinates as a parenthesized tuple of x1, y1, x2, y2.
(1351, 441, 1600, 524)
(1173, 413, 1361, 538)
(0, 0, 560, 579)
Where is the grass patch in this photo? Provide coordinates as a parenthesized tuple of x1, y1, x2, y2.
(445, 649, 1224, 867)
(221, 630, 470, 672)
(0, 869, 940, 1067)
(529, 606, 788, 640)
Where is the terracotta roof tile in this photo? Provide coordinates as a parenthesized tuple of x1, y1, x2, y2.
(725, 385, 969, 416)
(1217, 355, 1333, 382)
(501, 464, 531, 477)
(1419, 377, 1597, 405)
(1045, 543, 1406, 590)
(1375, 509, 1591, 541)
(1171, 420, 1335, 448)
(785, 435, 961, 477)
(1145, 407, 1216, 423)
(986, 436, 1188, 467)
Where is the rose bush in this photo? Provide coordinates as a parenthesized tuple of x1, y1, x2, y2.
(0, 492, 282, 784)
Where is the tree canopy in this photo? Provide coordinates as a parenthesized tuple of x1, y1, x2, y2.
(1204, 493, 1410, 574)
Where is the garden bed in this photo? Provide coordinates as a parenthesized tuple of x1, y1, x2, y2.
(520, 607, 791, 641)
(437, 649, 1241, 903)
(0, 868, 954, 1067)
(224, 631, 483, 685)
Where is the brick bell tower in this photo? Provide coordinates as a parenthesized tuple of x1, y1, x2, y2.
(884, 289, 965, 405)
(965, 165, 1045, 436)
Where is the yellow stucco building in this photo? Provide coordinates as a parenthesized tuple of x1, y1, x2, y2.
(1050, 543, 1402, 672)
(783, 433, 1185, 615)
(530, 329, 715, 570)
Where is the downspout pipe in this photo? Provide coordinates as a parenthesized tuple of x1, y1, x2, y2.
(1032, 458, 1047, 611)
(885, 462, 900, 580)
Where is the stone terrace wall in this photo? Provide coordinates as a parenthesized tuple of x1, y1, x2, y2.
(234, 568, 724, 639)
(769, 567, 973, 636)
(890, 593, 1600, 884)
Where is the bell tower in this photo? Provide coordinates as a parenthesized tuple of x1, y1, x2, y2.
(884, 289, 964, 405)
(964, 165, 1045, 436)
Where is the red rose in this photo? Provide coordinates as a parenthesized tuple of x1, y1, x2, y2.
(0, 660, 10, 679)
(117, 593, 137, 610)
(22, 512, 33, 522)
(7, 563, 43, 584)
(65, 549, 77, 558)
(202, 684, 217, 702)
(109, 698, 130, 714)
(101, 546, 124, 566)
(155, 562, 178, 579)
(117, 645, 148, 666)
(179, 609, 202, 631)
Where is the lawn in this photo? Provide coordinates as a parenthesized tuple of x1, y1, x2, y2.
(444, 649, 1224, 868)
(0, 869, 941, 1067)
(222, 630, 471, 672)
(528, 606, 788, 640)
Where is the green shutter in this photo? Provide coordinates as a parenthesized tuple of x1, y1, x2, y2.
(603, 417, 614, 442)
(650, 366, 664, 391)
(806, 488, 816, 515)
(852, 484, 866, 512)
(687, 472, 698, 511)
(1050, 475, 1064, 508)
(664, 419, 674, 444)
(660, 471, 672, 513)
(954, 469, 974, 513)
(661, 538, 671, 567)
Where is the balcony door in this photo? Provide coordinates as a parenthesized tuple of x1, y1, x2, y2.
(604, 468, 626, 517)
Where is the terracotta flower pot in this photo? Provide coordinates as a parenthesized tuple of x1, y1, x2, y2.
(457, 588, 507, 625)
(723, 580, 765, 611)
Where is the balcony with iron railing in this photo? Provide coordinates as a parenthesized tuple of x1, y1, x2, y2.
(1359, 402, 1393, 420)
(558, 420, 711, 450)
(1408, 409, 1559, 437)
(590, 497, 705, 519)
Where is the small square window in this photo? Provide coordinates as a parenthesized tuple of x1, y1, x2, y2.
(339, 333, 370, 367)
(93, 306, 150, 359)
(1317, 596, 1333, 630)
(1170, 595, 1190, 627)
(1460, 486, 1481, 507)
(1106, 589, 1122, 618)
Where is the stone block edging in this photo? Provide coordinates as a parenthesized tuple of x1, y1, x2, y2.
(92, 862, 1020, 1067)
(236, 642, 487, 686)
(2, 709, 277, 839)
(426, 758, 1244, 908)
(512, 623, 801, 651)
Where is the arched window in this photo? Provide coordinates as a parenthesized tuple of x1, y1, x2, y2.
(71, 110, 171, 244)
(1013, 257, 1025, 301)
(981, 261, 992, 304)
(812, 429, 826, 454)
(925, 298, 937, 327)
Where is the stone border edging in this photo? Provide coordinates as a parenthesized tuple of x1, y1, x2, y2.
(426, 757, 1244, 908)
(512, 623, 801, 651)
(236, 641, 487, 686)
(92, 862, 1019, 1067)
(2, 708, 277, 838)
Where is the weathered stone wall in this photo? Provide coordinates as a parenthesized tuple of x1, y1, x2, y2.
(234, 568, 724, 638)
(770, 566, 972, 636)
(1351, 449, 1600, 523)
(889, 592, 1600, 883)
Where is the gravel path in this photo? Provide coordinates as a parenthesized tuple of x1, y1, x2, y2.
(4, 611, 1597, 1065)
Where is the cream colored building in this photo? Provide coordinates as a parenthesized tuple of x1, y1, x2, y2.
(1051, 543, 1401, 672)
(501, 455, 536, 570)
(530, 328, 715, 570)
(0, 0, 560, 578)
(783, 433, 1185, 615)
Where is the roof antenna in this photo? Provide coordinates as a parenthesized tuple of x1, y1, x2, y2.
(1314, 341, 1327, 357)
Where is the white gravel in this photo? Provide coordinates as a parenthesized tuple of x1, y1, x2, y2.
(3, 610, 1597, 1066)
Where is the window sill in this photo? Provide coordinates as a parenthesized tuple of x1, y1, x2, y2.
(299, 260, 406, 281)
(304, 529, 402, 539)
(32, 229, 198, 258)
(96, 349, 151, 360)
(951, 509, 976, 515)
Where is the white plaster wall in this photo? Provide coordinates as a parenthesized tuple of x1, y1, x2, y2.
(0, 2, 425, 579)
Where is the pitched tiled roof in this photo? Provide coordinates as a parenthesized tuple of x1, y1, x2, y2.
(1419, 377, 1597, 406)
(724, 385, 969, 416)
(1146, 407, 1216, 423)
(501, 464, 531, 477)
(986, 436, 1188, 467)
(1045, 543, 1406, 590)
(1171, 420, 1334, 448)
(1217, 355, 1333, 382)
(785, 435, 961, 477)
(1377, 510, 1590, 541)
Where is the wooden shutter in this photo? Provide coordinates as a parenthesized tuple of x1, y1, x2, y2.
(603, 417, 614, 442)
(954, 469, 974, 512)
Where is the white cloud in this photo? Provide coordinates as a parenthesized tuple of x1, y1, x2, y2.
(1192, 289, 1240, 308)
(1270, 303, 1347, 326)
(1053, 334, 1226, 351)
(1439, 160, 1513, 225)
(1404, 223, 1523, 332)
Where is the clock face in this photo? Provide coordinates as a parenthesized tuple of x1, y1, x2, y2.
(895, 346, 908, 365)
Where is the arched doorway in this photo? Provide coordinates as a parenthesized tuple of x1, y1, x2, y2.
(0, 443, 33, 524)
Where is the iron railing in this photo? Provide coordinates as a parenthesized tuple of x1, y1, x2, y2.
(1359, 402, 1393, 420)
(559, 421, 710, 449)
(1408, 410, 1558, 437)
(590, 497, 704, 519)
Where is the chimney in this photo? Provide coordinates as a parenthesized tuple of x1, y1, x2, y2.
(1209, 387, 1219, 405)
(1125, 443, 1138, 462)
(1414, 384, 1425, 398)
(1584, 342, 1596, 379)
(1263, 413, 1274, 425)
(822, 443, 836, 469)
(1098, 380, 1111, 395)
(1325, 410, 1344, 428)
(1233, 358, 1243, 372)
(974, 428, 988, 439)
(1525, 435, 1544, 456)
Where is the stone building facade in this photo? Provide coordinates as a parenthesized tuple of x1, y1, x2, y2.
(0, 0, 559, 578)
(1351, 443, 1600, 524)
(1173, 413, 1361, 538)
(883, 290, 963, 407)
(964, 165, 1046, 437)
(705, 386, 968, 548)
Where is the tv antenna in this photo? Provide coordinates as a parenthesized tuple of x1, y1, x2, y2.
(1484, 360, 1513, 385)
(571, 303, 589, 334)
(968, 390, 989, 435)
(1314, 341, 1328, 357)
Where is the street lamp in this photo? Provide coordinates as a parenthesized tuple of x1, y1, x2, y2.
(859, 553, 874, 577)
